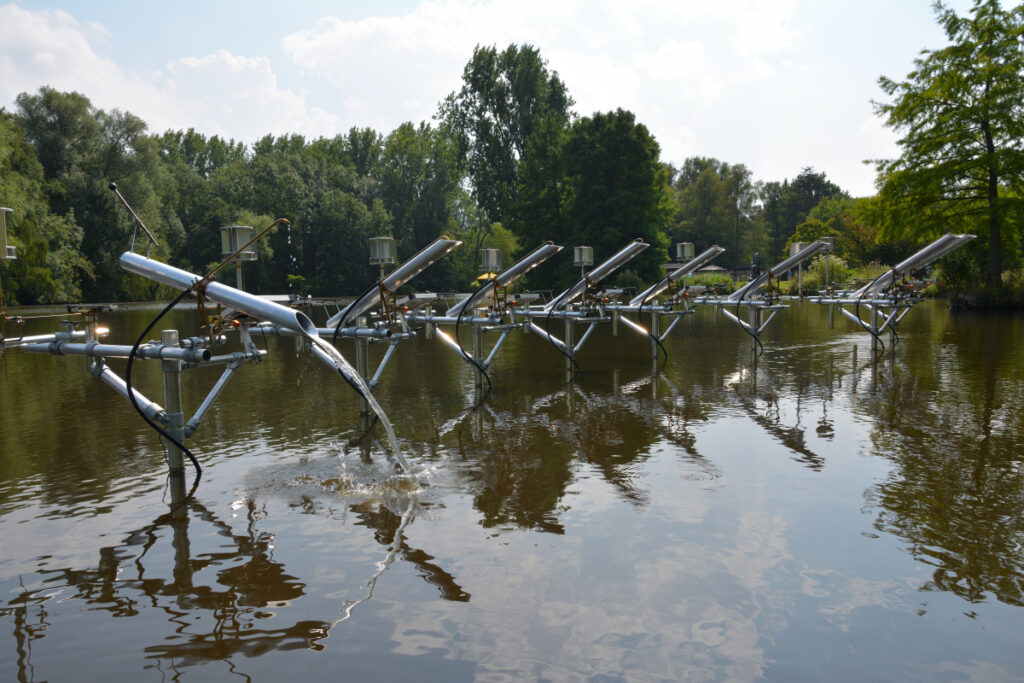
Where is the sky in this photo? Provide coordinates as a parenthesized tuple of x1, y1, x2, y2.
(0, 0, 973, 197)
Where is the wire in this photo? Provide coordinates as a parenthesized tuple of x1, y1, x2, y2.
(543, 282, 582, 376)
(454, 284, 493, 392)
(124, 287, 203, 483)
(853, 269, 891, 352)
(733, 275, 765, 356)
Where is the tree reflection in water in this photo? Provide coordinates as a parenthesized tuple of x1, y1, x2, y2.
(861, 320, 1024, 606)
(434, 372, 722, 533)
(4, 485, 467, 679)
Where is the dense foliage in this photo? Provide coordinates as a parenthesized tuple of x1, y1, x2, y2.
(874, 0, 1024, 289)
(2, 16, 1021, 305)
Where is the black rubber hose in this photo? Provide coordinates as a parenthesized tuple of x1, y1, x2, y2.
(124, 288, 202, 482)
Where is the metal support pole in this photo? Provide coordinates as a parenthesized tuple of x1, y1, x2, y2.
(650, 311, 660, 361)
(472, 326, 484, 392)
(161, 329, 186, 476)
(564, 317, 575, 381)
(355, 336, 370, 416)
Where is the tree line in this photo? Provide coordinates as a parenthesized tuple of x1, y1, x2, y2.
(1, 1, 1021, 305)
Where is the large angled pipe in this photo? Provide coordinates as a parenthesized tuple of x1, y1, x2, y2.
(544, 238, 649, 311)
(629, 245, 725, 306)
(727, 241, 829, 302)
(446, 241, 563, 317)
(121, 252, 318, 336)
(326, 236, 461, 328)
(850, 234, 975, 298)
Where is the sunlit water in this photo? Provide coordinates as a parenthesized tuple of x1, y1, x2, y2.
(1, 300, 1023, 681)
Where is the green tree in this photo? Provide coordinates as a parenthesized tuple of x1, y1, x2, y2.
(0, 112, 88, 304)
(440, 43, 574, 225)
(874, 0, 1024, 288)
(761, 167, 847, 259)
(15, 88, 171, 300)
(561, 109, 672, 288)
(668, 157, 759, 263)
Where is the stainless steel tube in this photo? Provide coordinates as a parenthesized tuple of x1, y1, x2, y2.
(120, 252, 318, 336)
(326, 237, 461, 327)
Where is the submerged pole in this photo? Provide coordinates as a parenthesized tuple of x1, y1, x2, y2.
(161, 329, 186, 477)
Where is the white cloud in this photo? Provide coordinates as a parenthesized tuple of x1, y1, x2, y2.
(163, 51, 337, 141)
(0, 4, 335, 143)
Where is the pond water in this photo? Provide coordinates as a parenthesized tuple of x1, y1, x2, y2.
(1, 299, 1023, 682)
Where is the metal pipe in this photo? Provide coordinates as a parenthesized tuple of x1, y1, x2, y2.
(629, 245, 725, 306)
(120, 252, 318, 337)
(91, 359, 167, 424)
(256, 323, 394, 340)
(19, 341, 211, 362)
(3, 330, 86, 348)
(370, 340, 401, 389)
(544, 239, 649, 311)
(850, 234, 974, 298)
(446, 242, 563, 317)
(184, 358, 244, 437)
(527, 321, 571, 356)
(727, 241, 828, 302)
(327, 236, 461, 327)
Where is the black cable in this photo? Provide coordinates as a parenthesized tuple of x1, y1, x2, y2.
(853, 269, 892, 352)
(124, 287, 202, 484)
(544, 281, 582, 375)
(734, 275, 765, 356)
(454, 283, 493, 392)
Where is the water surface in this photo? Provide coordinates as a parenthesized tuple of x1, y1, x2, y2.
(1, 300, 1023, 681)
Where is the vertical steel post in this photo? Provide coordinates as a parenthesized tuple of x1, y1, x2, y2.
(355, 336, 370, 417)
(161, 329, 186, 476)
(564, 317, 575, 382)
(650, 311, 660, 361)
(472, 326, 484, 392)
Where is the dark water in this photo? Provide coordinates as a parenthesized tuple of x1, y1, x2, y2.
(1, 300, 1023, 681)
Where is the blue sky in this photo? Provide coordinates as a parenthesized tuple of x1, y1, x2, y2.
(1, 0, 973, 196)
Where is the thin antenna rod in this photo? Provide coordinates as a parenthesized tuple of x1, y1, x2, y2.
(109, 182, 160, 251)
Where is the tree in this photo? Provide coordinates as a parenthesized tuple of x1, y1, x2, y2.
(667, 157, 759, 264)
(560, 109, 672, 287)
(760, 167, 847, 259)
(874, 0, 1024, 288)
(0, 112, 88, 304)
(440, 44, 574, 225)
(15, 88, 171, 300)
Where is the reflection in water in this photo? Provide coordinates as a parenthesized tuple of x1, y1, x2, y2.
(433, 372, 722, 533)
(2, 480, 468, 679)
(861, 316, 1024, 606)
(3, 302, 1024, 679)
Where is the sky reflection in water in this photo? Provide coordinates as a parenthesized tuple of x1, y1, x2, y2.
(1, 300, 1023, 681)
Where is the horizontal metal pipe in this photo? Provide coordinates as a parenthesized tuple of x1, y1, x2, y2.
(256, 323, 393, 340)
(404, 313, 502, 326)
(3, 330, 86, 348)
(326, 236, 461, 327)
(629, 245, 725, 306)
(20, 341, 211, 362)
(544, 239, 649, 311)
(120, 252, 318, 337)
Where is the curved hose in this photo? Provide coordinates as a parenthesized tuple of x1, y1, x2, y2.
(733, 277, 764, 357)
(853, 269, 892, 352)
(125, 288, 202, 484)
